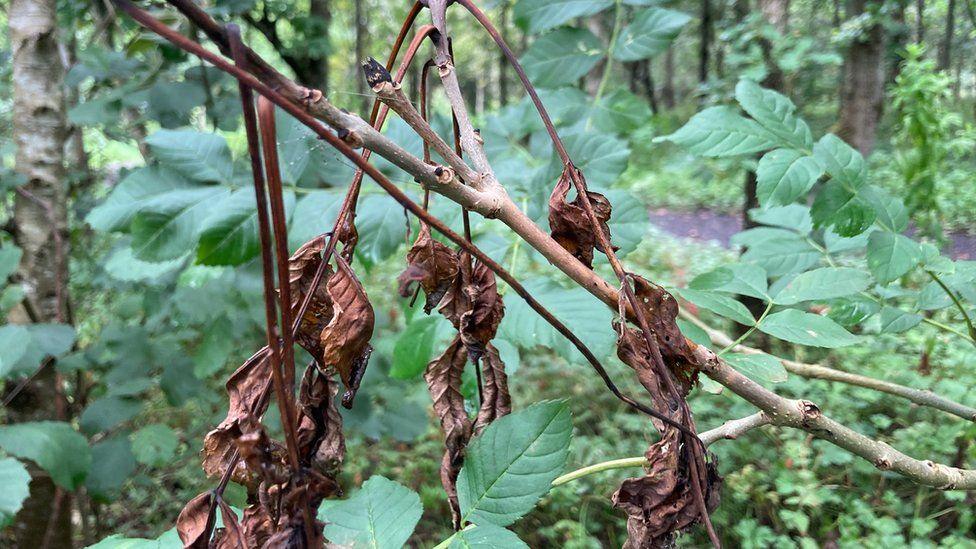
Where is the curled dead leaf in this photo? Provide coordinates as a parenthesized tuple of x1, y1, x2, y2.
(176, 492, 215, 549)
(424, 336, 472, 528)
(630, 275, 701, 386)
(296, 364, 345, 480)
(473, 344, 511, 434)
(438, 259, 504, 365)
(211, 499, 244, 549)
(548, 166, 618, 268)
(398, 223, 460, 314)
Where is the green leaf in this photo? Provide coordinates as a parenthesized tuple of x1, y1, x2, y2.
(916, 281, 953, 311)
(863, 187, 909, 233)
(392, 315, 455, 379)
(690, 263, 769, 300)
(613, 7, 691, 61)
(748, 204, 812, 234)
(773, 267, 872, 305)
(0, 421, 91, 490)
(318, 476, 423, 549)
(0, 325, 31, 379)
(458, 400, 572, 527)
(447, 523, 529, 549)
(514, 0, 613, 34)
(866, 231, 921, 285)
(810, 180, 876, 237)
(604, 190, 650, 257)
(0, 458, 30, 528)
(86, 436, 137, 501)
(827, 296, 879, 326)
(758, 309, 859, 348)
(499, 278, 614, 360)
(104, 247, 185, 283)
(354, 194, 409, 268)
(197, 188, 296, 266)
(676, 319, 710, 347)
(654, 106, 779, 157)
(739, 232, 820, 277)
(6, 323, 77, 378)
(879, 306, 922, 333)
(522, 28, 605, 89)
(192, 316, 234, 378)
(130, 186, 231, 262)
(130, 424, 179, 467)
(674, 288, 755, 326)
(80, 397, 142, 435)
(288, 189, 343, 249)
(812, 134, 866, 192)
(86, 167, 191, 232)
(558, 131, 630, 188)
(723, 353, 787, 384)
(0, 245, 23, 281)
(145, 130, 233, 183)
(755, 149, 822, 207)
(734, 79, 813, 149)
(585, 89, 652, 134)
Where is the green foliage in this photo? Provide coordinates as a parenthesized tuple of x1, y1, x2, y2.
(0, 422, 92, 490)
(757, 309, 859, 348)
(613, 8, 691, 61)
(446, 523, 529, 548)
(0, 458, 31, 528)
(514, 0, 613, 34)
(521, 28, 605, 88)
(318, 476, 423, 549)
(457, 400, 572, 527)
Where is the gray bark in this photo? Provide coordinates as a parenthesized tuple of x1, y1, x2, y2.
(8, 0, 72, 546)
(837, 0, 885, 156)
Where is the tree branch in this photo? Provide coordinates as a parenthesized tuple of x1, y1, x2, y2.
(118, 0, 976, 492)
(682, 310, 976, 422)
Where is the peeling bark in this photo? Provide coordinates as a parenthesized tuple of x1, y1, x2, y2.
(8, 0, 72, 546)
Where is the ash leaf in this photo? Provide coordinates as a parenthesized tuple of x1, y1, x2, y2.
(548, 166, 618, 268)
(176, 492, 214, 549)
(398, 223, 460, 314)
(473, 344, 512, 435)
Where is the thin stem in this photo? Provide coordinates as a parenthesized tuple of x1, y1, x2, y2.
(594, 0, 623, 101)
(718, 301, 772, 356)
(927, 269, 976, 344)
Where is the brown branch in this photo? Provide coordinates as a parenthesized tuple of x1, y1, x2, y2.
(116, 0, 976, 494)
(682, 311, 976, 422)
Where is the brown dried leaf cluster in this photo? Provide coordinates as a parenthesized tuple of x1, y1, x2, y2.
(400, 222, 511, 529)
(610, 275, 720, 546)
(548, 166, 618, 268)
(184, 229, 374, 548)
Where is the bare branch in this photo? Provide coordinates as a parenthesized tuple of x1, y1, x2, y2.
(699, 412, 771, 446)
(681, 311, 976, 422)
(692, 344, 976, 489)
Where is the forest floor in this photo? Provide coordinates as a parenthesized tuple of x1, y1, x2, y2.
(648, 207, 976, 259)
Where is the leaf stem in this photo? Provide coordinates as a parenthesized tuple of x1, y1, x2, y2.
(552, 456, 646, 487)
(718, 300, 772, 356)
(594, 0, 624, 101)
(926, 269, 976, 345)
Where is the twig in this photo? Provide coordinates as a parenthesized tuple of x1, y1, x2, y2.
(926, 270, 976, 343)
(551, 412, 771, 487)
(683, 311, 976, 422)
(227, 25, 316, 545)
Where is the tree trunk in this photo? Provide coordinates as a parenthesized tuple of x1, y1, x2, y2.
(662, 46, 676, 108)
(306, 0, 331, 92)
(699, 0, 712, 84)
(354, 0, 368, 114)
(8, 0, 73, 546)
(915, 0, 924, 42)
(938, 0, 956, 71)
(837, 0, 885, 156)
(887, 0, 910, 85)
(759, 0, 790, 31)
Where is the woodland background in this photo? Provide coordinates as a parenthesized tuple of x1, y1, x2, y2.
(2, 0, 976, 547)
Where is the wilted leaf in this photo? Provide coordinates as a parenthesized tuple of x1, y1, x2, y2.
(548, 166, 617, 268)
(398, 223, 459, 314)
(473, 345, 512, 435)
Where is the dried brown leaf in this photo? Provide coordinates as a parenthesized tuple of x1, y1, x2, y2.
(176, 492, 214, 549)
(238, 505, 273, 549)
(473, 344, 511, 434)
(437, 259, 505, 364)
(287, 236, 374, 409)
(202, 348, 273, 487)
(424, 336, 472, 528)
(296, 364, 345, 480)
(212, 499, 245, 549)
(398, 223, 460, 313)
(548, 166, 617, 268)
(630, 275, 701, 386)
